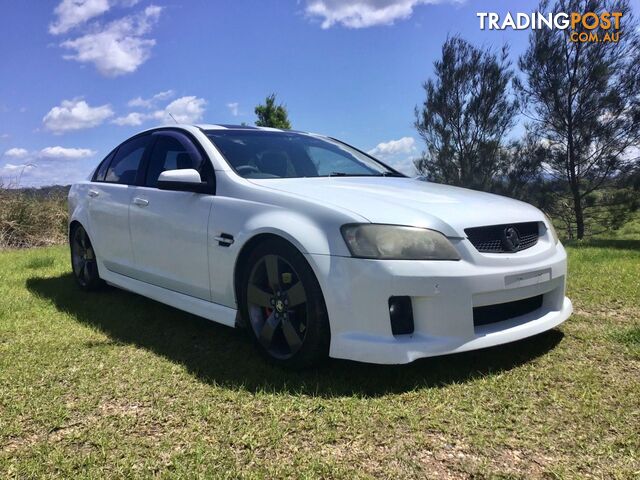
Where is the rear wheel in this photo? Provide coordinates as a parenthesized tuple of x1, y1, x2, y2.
(239, 238, 330, 368)
(70, 225, 103, 291)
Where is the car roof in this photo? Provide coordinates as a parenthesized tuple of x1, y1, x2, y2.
(135, 123, 319, 137)
(196, 124, 317, 135)
(197, 123, 273, 130)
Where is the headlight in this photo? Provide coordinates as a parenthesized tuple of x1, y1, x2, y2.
(341, 224, 460, 260)
(544, 214, 559, 244)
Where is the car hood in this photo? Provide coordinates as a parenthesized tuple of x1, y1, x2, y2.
(248, 176, 544, 238)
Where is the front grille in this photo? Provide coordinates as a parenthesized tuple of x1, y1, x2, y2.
(473, 295, 543, 327)
(465, 222, 539, 253)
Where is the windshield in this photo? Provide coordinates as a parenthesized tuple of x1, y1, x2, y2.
(205, 130, 402, 179)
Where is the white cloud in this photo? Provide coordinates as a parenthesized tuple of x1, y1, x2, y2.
(60, 5, 162, 77)
(113, 96, 207, 127)
(43, 98, 114, 133)
(4, 148, 29, 158)
(368, 136, 416, 157)
(49, 0, 111, 35)
(112, 112, 147, 126)
(368, 136, 418, 175)
(127, 89, 174, 108)
(0, 163, 36, 175)
(2, 163, 34, 172)
(385, 156, 417, 175)
(305, 0, 459, 28)
(1, 146, 97, 186)
(153, 96, 207, 124)
(226, 102, 240, 116)
(49, 0, 142, 35)
(621, 145, 639, 162)
(39, 146, 96, 159)
(3, 146, 96, 161)
(0, 160, 92, 187)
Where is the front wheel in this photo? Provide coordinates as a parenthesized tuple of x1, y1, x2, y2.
(70, 225, 103, 291)
(239, 238, 330, 368)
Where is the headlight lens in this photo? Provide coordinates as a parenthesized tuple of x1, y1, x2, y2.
(341, 224, 460, 260)
(544, 214, 559, 244)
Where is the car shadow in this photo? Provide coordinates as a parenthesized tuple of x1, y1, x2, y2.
(26, 274, 564, 398)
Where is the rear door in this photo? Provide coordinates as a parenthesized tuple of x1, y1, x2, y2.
(128, 130, 215, 300)
(87, 134, 151, 277)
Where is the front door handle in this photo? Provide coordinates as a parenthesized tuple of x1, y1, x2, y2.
(132, 197, 149, 207)
(213, 233, 234, 246)
(88, 189, 99, 197)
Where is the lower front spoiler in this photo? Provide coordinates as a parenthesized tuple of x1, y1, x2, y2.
(329, 297, 572, 365)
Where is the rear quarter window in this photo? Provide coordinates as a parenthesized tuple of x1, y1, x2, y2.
(104, 135, 150, 185)
(93, 150, 116, 182)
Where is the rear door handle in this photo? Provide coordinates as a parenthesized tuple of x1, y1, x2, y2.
(88, 189, 99, 197)
(132, 197, 149, 207)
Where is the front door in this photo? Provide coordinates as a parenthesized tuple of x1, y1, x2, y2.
(128, 130, 215, 300)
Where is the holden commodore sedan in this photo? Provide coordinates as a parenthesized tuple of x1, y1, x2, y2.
(68, 124, 572, 367)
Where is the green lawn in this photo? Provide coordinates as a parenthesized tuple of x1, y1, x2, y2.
(1, 242, 638, 479)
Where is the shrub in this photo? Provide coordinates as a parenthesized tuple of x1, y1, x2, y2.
(0, 181, 68, 248)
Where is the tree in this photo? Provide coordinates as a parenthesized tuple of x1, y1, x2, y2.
(517, 0, 640, 239)
(491, 132, 547, 203)
(255, 93, 292, 129)
(414, 36, 520, 190)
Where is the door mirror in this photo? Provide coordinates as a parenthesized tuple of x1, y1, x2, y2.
(157, 169, 209, 193)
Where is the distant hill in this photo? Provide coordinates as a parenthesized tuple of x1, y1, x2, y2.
(11, 185, 71, 199)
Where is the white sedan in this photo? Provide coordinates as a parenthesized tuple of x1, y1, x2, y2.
(68, 124, 572, 367)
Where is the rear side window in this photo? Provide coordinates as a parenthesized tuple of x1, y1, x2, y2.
(145, 132, 203, 187)
(105, 135, 149, 185)
(93, 150, 116, 182)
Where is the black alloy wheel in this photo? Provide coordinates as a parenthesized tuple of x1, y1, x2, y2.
(240, 238, 330, 368)
(70, 225, 103, 290)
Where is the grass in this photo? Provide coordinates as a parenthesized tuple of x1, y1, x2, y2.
(0, 242, 638, 479)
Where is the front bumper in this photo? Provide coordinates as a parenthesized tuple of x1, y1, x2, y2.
(307, 240, 571, 364)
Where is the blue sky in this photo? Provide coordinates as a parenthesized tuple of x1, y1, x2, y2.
(2, 0, 627, 186)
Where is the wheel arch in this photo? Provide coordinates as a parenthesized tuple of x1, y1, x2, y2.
(67, 186, 93, 242)
(68, 219, 83, 241)
(232, 232, 326, 327)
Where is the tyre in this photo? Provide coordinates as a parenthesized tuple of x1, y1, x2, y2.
(239, 238, 330, 368)
(70, 224, 104, 291)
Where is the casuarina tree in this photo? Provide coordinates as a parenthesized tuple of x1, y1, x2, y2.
(255, 93, 292, 129)
(414, 36, 520, 190)
(517, 0, 640, 239)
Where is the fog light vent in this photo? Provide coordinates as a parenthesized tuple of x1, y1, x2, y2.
(388, 296, 414, 335)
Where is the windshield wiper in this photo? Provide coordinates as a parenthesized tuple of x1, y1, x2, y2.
(328, 171, 403, 177)
(328, 172, 379, 177)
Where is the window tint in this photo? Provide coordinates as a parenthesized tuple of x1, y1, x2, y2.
(105, 135, 149, 185)
(145, 132, 203, 187)
(206, 131, 397, 179)
(93, 150, 116, 182)
(307, 146, 371, 176)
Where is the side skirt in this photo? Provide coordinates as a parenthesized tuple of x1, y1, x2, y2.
(100, 268, 238, 328)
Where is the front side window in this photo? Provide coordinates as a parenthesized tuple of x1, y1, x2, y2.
(105, 135, 149, 185)
(145, 132, 203, 187)
(206, 130, 401, 179)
